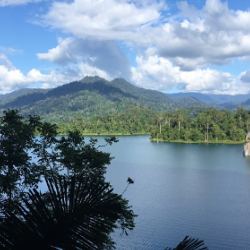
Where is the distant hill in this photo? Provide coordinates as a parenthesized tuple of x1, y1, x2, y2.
(219, 102, 240, 110)
(166, 92, 214, 103)
(172, 96, 209, 107)
(166, 91, 250, 110)
(208, 94, 250, 104)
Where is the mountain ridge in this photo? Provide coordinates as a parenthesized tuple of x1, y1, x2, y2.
(0, 77, 210, 122)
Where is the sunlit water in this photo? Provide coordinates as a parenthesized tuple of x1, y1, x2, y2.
(94, 135, 250, 250)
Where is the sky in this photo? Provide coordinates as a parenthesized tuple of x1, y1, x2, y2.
(0, 0, 250, 95)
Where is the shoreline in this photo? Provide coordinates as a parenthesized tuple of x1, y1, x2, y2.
(150, 138, 244, 144)
(56, 132, 245, 144)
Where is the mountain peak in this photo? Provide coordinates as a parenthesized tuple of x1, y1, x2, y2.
(80, 76, 106, 84)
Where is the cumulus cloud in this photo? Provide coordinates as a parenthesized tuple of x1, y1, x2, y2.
(131, 53, 245, 94)
(38, 0, 163, 41)
(37, 0, 250, 72)
(156, 0, 250, 70)
(240, 70, 250, 83)
(37, 37, 131, 79)
(0, 64, 65, 92)
(3, 0, 250, 95)
(0, 55, 112, 91)
(0, 0, 42, 6)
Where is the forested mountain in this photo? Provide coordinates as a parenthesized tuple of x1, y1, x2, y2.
(166, 92, 215, 103)
(0, 88, 36, 105)
(0, 76, 209, 123)
(167, 92, 250, 107)
(172, 96, 209, 108)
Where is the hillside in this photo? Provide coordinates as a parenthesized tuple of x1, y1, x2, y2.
(0, 77, 209, 123)
(0, 88, 35, 105)
(166, 92, 215, 103)
(167, 92, 250, 109)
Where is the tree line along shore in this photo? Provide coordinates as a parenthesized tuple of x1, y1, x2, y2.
(50, 106, 250, 144)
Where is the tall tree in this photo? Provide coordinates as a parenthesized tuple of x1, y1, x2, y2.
(0, 110, 44, 204)
(0, 109, 136, 249)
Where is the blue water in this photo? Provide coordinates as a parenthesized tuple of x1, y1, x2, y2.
(92, 135, 250, 250)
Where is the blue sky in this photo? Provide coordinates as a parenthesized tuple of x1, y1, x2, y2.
(0, 0, 250, 95)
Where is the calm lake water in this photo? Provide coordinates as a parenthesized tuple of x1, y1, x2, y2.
(89, 135, 250, 250)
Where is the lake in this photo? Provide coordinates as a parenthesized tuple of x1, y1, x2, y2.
(89, 135, 250, 250)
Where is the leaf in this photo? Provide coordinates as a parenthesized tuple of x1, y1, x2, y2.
(165, 236, 208, 250)
(0, 174, 135, 250)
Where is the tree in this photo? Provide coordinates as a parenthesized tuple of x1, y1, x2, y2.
(157, 115, 164, 134)
(0, 109, 208, 250)
(0, 110, 45, 204)
(0, 109, 136, 249)
(0, 175, 207, 250)
(0, 173, 135, 250)
(165, 236, 208, 250)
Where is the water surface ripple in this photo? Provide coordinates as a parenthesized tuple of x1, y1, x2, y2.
(97, 135, 250, 250)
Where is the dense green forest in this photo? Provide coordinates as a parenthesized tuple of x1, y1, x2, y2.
(0, 76, 249, 143)
(54, 106, 250, 143)
(0, 77, 209, 123)
(55, 106, 205, 135)
(150, 106, 250, 143)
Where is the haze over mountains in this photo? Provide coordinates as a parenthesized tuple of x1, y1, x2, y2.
(166, 92, 250, 110)
(0, 76, 249, 123)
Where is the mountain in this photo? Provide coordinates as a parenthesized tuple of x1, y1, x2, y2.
(208, 94, 250, 104)
(0, 88, 35, 105)
(172, 96, 209, 107)
(219, 102, 240, 110)
(166, 91, 250, 110)
(166, 92, 214, 103)
(0, 77, 211, 123)
(0, 77, 171, 122)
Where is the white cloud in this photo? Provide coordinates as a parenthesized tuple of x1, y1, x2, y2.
(37, 37, 77, 64)
(131, 53, 247, 95)
(0, 65, 26, 91)
(0, 54, 15, 70)
(2, 0, 250, 95)
(37, 37, 131, 79)
(0, 55, 112, 91)
(0, 64, 68, 91)
(0, 0, 42, 6)
(240, 70, 250, 83)
(38, 0, 163, 41)
(78, 63, 111, 81)
(155, 0, 250, 70)
(37, 0, 250, 73)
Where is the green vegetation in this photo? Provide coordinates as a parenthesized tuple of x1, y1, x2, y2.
(57, 106, 159, 135)
(0, 110, 135, 249)
(0, 77, 209, 123)
(54, 106, 250, 144)
(0, 110, 209, 249)
(151, 107, 250, 143)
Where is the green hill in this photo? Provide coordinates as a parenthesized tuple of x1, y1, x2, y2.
(0, 76, 208, 123)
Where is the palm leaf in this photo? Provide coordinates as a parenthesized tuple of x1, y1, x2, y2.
(165, 236, 208, 250)
(0, 174, 135, 250)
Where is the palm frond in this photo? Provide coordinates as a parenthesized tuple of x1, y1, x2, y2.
(0, 174, 135, 250)
(165, 236, 208, 250)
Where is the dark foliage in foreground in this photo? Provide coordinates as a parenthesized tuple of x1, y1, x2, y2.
(0, 174, 135, 250)
(165, 236, 208, 250)
(0, 109, 209, 250)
